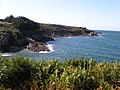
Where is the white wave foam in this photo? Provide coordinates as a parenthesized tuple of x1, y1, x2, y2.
(0, 53, 16, 57)
(64, 36, 72, 38)
(38, 51, 51, 53)
(47, 44, 55, 52)
(39, 44, 55, 53)
(66, 36, 72, 38)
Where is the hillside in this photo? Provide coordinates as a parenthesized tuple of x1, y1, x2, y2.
(0, 15, 98, 53)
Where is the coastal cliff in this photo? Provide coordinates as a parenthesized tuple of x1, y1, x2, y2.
(0, 15, 98, 53)
(39, 23, 97, 37)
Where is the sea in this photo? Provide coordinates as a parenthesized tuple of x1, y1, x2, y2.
(1, 30, 120, 62)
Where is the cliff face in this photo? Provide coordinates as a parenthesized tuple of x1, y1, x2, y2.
(0, 31, 12, 52)
(0, 30, 28, 52)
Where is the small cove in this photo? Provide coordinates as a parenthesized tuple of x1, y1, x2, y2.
(6, 30, 120, 62)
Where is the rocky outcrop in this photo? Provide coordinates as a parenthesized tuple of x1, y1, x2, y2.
(26, 37, 54, 52)
(0, 30, 54, 53)
(87, 32, 98, 36)
(38, 36, 55, 42)
(0, 32, 53, 52)
(0, 30, 28, 52)
(27, 42, 50, 52)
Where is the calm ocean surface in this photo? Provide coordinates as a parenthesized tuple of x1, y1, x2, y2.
(16, 30, 120, 62)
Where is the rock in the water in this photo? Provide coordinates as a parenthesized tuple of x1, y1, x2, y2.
(88, 32, 98, 36)
(27, 42, 50, 52)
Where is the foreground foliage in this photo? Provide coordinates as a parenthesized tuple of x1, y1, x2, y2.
(0, 57, 120, 90)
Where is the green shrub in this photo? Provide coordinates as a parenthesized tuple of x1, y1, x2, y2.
(0, 57, 119, 90)
(0, 57, 37, 90)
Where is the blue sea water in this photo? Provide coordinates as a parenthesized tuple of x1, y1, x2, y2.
(16, 30, 120, 62)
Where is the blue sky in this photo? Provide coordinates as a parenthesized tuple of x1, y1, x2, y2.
(0, 0, 120, 30)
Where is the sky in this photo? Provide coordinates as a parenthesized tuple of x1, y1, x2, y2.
(0, 0, 120, 30)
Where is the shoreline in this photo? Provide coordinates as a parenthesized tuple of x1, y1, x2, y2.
(0, 32, 100, 56)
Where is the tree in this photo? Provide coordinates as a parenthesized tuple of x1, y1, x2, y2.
(13, 16, 40, 32)
(4, 15, 14, 23)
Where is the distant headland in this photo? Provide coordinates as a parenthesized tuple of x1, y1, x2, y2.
(0, 15, 98, 53)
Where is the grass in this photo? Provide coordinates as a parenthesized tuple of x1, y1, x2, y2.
(0, 22, 22, 40)
(0, 57, 120, 90)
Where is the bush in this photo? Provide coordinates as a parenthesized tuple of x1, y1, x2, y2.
(0, 57, 37, 90)
(3, 15, 40, 33)
(0, 57, 120, 90)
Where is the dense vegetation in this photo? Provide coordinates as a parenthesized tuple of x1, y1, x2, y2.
(0, 57, 119, 90)
(0, 15, 40, 38)
(0, 21, 27, 52)
(4, 15, 39, 31)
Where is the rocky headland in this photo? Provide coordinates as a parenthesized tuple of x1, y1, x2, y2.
(0, 15, 99, 53)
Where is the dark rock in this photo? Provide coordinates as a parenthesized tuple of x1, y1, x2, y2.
(9, 46, 26, 52)
(39, 36, 55, 42)
(11, 37, 29, 46)
(27, 41, 50, 52)
(0, 30, 28, 52)
(88, 32, 98, 36)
